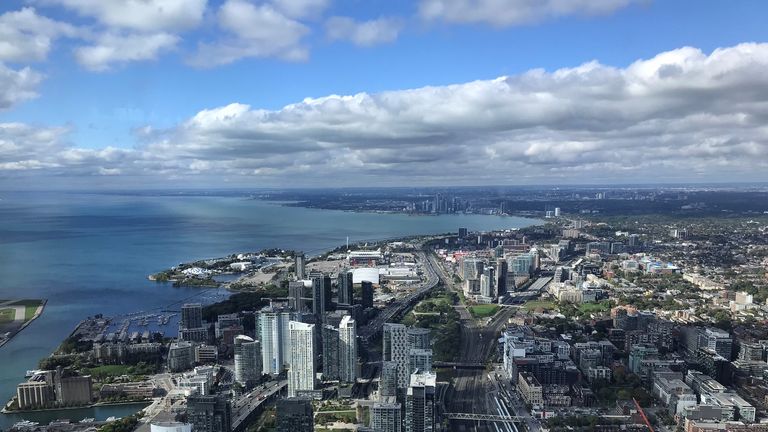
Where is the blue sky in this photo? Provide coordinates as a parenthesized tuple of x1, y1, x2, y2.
(1, 0, 768, 188)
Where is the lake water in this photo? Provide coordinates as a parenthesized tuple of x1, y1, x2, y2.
(0, 191, 539, 428)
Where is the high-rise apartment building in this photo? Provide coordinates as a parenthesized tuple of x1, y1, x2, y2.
(407, 328, 430, 350)
(339, 315, 357, 383)
(371, 402, 402, 432)
(379, 361, 398, 398)
(408, 349, 433, 376)
(181, 303, 203, 329)
(179, 303, 207, 342)
(259, 308, 295, 375)
(383, 323, 410, 389)
(322, 324, 340, 381)
(234, 335, 261, 385)
(288, 321, 316, 397)
(404, 371, 436, 432)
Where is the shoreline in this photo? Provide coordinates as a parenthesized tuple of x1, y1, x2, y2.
(2, 399, 151, 415)
(0, 299, 47, 349)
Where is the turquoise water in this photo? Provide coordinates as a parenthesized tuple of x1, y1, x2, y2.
(0, 191, 539, 427)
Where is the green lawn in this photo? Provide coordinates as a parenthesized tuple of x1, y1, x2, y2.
(578, 302, 612, 314)
(522, 300, 558, 312)
(24, 305, 40, 320)
(0, 308, 15, 323)
(469, 304, 500, 318)
(83, 364, 133, 378)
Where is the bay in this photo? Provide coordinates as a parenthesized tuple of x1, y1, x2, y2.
(0, 191, 539, 428)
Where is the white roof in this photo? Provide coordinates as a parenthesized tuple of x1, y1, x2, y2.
(352, 268, 380, 285)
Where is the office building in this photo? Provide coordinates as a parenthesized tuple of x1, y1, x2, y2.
(168, 341, 195, 372)
(186, 394, 232, 432)
(383, 323, 410, 389)
(288, 321, 317, 397)
(404, 371, 436, 432)
(371, 402, 402, 432)
(361, 281, 374, 309)
(295, 253, 306, 280)
(339, 315, 357, 383)
(338, 271, 354, 306)
(276, 397, 313, 432)
(234, 335, 261, 385)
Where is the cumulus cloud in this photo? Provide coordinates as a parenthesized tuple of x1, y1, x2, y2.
(189, 0, 309, 67)
(74, 32, 179, 71)
(325, 16, 403, 47)
(0, 123, 135, 176)
(5, 43, 768, 186)
(0, 7, 81, 63)
(0, 64, 44, 110)
(419, 0, 639, 26)
(33, 0, 207, 32)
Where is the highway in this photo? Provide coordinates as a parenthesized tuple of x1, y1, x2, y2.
(359, 250, 440, 341)
(231, 380, 287, 430)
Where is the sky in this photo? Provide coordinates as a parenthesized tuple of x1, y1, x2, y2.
(1, 0, 767, 189)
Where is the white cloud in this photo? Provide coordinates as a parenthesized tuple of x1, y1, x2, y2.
(0, 64, 44, 110)
(5, 43, 768, 186)
(34, 0, 208, 32)
(0, 122, 135, 176)
(0, 7, 81, 63)
(189, 0, 309, 67)
(325, 16, 403, 47)
(74, 32, 179, 71)
(419, 0, 638, 26)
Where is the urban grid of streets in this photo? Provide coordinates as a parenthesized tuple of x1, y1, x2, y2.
(429, 252, 542, 432)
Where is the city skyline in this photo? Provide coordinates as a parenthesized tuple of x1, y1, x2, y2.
(1, 1, 767, 189)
